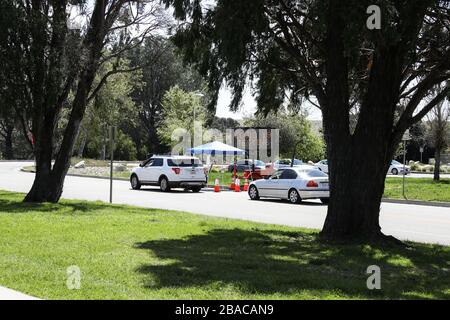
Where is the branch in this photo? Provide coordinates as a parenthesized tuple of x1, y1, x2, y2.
(86, 65, 142, 104)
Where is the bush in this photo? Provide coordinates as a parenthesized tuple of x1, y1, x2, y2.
(114, 131, 137, 161)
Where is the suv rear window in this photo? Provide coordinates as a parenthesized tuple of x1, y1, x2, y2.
(167, 158, 202, 167)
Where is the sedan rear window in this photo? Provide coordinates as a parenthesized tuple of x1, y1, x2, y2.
(167, 158, 202, 167)
(303, 169, 328, 177)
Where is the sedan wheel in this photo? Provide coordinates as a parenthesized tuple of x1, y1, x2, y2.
(288, 189, 301, 204)
(391, 168, 399, 175)
(248, 185, 260, 200)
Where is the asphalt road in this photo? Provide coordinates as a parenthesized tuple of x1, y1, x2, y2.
(1, 161, 450, 245)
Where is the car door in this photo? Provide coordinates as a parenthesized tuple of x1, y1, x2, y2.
(259, 170, 283, 197)
(141, 158, 163, 183)
(140, 159, 155, 182)
(278, 169, 297, 198)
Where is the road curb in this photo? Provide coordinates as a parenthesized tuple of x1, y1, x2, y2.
(382, 198, 450, 208)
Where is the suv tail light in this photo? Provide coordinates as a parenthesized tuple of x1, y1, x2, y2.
(306, 180, 318, 188)
(172, 168, 180, 175)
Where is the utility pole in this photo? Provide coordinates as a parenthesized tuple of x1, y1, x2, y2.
(109, 126, 116, 203)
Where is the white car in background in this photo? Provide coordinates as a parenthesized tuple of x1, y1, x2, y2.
(130, 156, 207, 192)
(248, 166, 330, 204)
(388, 160, 411, 175)
(315, 160, 329, 173)
(266, 159, 305, 171)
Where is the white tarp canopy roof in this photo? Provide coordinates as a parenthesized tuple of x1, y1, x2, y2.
(187, 141, 245, 155)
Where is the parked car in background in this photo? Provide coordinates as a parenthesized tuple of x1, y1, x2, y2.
(248, 166, 330, 204)
(130, 156, 207, 192)
(315, 160, 329, 173)
(388, 160, 411, 175)
(228, 159, 266, 172)
(266, 159, 304, 171)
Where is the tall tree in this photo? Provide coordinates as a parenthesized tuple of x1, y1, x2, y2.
(164, 0, 450, 243)
(128, 37, 208, 157)
(157, 86, 207, 150)
(427, 99, 450, 180)
(0, 0, 163, 202)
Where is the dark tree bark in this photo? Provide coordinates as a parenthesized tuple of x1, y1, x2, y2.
(434, 148, 441, 181)
(318, 1, 430, 244)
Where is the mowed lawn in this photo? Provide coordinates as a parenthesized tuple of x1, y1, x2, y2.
(384, 178, 450, 202)
(1, 190, 450, 300)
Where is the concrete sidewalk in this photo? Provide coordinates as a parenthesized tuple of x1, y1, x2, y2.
(0, 286, 40, 300)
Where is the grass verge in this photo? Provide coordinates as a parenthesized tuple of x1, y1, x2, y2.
(1, 190, 450, 299)
(384, 178, 450, 202)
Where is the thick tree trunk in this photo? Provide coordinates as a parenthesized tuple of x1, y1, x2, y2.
(434, 149, 441, 181)
(320, 142, 392, 242)
(319, 5, 404, 244)
(24, 114, 59, 202)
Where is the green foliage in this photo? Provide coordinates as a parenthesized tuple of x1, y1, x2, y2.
(157, 86, 207, 148)
(75, 57, 139, 160)
(128, 37, 209, 157)
(244, 111, 325, 162)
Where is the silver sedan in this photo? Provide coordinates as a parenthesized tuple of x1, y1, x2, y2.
(248, 167, 330, 204)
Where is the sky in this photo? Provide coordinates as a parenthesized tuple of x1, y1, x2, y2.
(215, 86, 323, 121)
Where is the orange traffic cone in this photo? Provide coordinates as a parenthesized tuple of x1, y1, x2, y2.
(243, 178, 249, 191)
(230, 177, 235, 190)
(234, 178, 241, 192)
(214, 178, 220, 193)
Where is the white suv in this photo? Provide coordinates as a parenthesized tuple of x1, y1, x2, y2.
(130, 156, 207, 192)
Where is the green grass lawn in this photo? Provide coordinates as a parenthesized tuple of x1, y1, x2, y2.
(207, 171, 234, 186)
(384, 178, 450, 202)
(1, 190, 450, 300)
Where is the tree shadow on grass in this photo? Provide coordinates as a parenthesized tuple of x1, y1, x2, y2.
(0, 191, 110, 215)
(135, 228, 450, 299)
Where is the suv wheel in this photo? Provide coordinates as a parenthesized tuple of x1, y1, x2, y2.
(130, 175, 141, 190)
(159, 177, 171, 192)
(191, 187, 201, 193)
